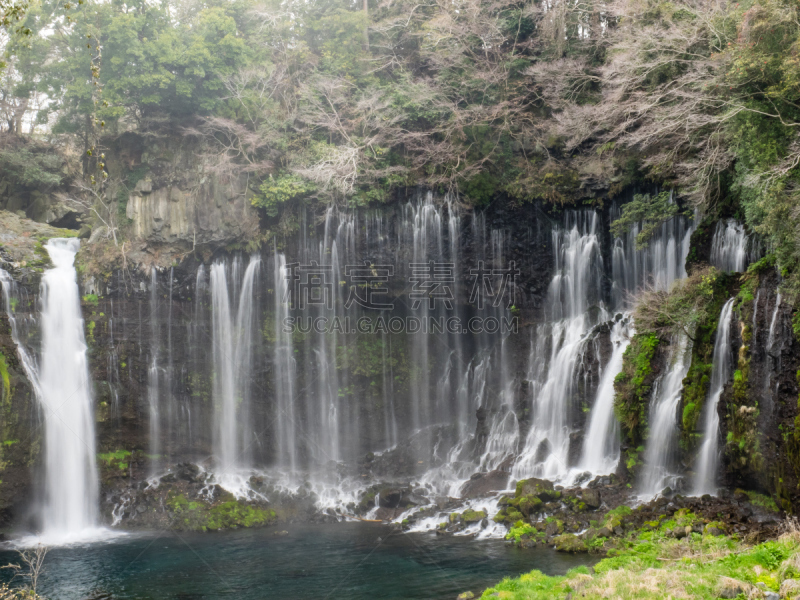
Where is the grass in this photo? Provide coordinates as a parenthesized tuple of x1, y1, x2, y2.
(481, 517, 800, 599)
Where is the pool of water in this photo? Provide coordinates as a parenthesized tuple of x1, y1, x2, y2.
(0, 523, 596, 599)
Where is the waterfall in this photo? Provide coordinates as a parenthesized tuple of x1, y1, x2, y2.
(710, 220, 749, 272)
(513, 211, 605, 481)
(0, 241, 102, 541)
(693, 298, 736, 495)
(611, 201, 694, 307)
(147, 268, 160, 475)
(639, 335, 692, 499)
(579, 317, 632, 475)
(273, 253, 297, 473)
(210, 257, 260, 483)
(610, 204, 695, 492)
(37, 239, 100, 537)
(764, 293, 783, 420)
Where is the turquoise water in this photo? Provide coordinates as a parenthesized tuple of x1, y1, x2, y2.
(0, 524, 595, 599)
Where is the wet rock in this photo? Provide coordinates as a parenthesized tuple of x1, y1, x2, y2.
(380, 489, 403, 509)
(573, 471, 591, 486)
(459, 470, 509, 499)
(272, 530, 289, 537)
(456, 593, 474, 600)
(405, 493, 428, 506)
(176, 463, 200, 483)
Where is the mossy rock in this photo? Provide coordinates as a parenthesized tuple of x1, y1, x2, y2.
(518, 495, 543, 517)
(461, 509, 487, 523)
(552, 533, 587, 553)
(167, 492, 277, 532)
(515, 478, 559, 501)
(703, 521, 728, 536)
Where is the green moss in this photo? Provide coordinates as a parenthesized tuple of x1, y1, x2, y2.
(614, 333, 659, 444)
(98, 449, 131, 471)
(681, 273, 737, 450)
(0, 353, 10, 402)
(736, 489, 779, 513)
(461, 509, 487, 523)
(82, 293, 99, 305)
(167, 492, 277, 532)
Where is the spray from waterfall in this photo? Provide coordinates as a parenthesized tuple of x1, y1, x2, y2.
(693, 298, 736, 495)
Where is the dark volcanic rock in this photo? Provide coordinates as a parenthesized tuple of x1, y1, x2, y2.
(459, 470, 509, 498)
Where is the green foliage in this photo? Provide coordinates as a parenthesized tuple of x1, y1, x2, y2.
(506, 521, 542, 544)
(254, 174, 316, 218)
(82, 294, 99, 306)
(634, 267, 719, 340)
(0, 147, 63, 188)
(610, 192, 681, 248)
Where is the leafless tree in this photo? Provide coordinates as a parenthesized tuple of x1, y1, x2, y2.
(3, 544, 47, 598)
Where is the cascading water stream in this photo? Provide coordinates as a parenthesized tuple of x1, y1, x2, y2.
(38, 239, 101, 539)
(273, 252, 297, 475)
(578, 317, 632, 475)
(639, 335, 692, 499)
(693, 298, 736, 496)
(147, 267, 160, 477)
(513, 211, 605, 482)
(710, 220, 750, 272)
(0, 240, 108, 542)
(611, 198, 693, 306)
(210, 257, 260, 490)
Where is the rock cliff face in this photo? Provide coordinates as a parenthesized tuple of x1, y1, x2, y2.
(1, 137, 799, 531)
(125, 176, 255, 245)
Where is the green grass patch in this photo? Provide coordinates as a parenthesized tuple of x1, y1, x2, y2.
(481, 523, 799, 599)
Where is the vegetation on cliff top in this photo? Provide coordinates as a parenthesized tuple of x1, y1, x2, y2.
(1, 0, 799, 297)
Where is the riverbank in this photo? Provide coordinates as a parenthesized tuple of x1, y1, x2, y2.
(480, 512, 797, 600)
